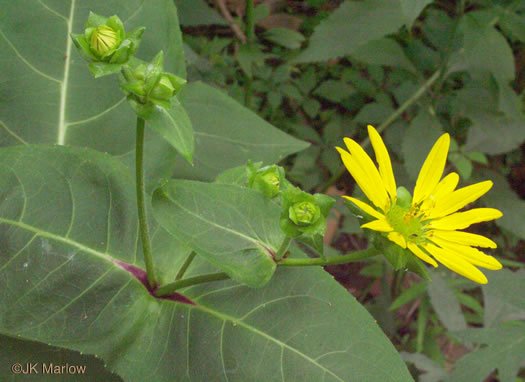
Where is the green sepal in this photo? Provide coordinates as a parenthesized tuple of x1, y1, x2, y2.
(126, 27, 146, 55)
(151, 50, 164, 69)
(108, 40, 132, 64)
(106, 15, 125, 40)
(120, 80, 146, 97)
(71, 33, 98, 61)
(150, 97, 172, 110)
(369, 231, 431, 280)
(86, 11, 107, 29)
(396, 186, 412, 209)
(88, 62, 123, 78)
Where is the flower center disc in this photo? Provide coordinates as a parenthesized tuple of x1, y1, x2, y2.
(386, 204, 425, 244)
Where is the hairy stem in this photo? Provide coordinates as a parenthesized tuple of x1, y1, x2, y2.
(154, 272, 230, 296)
(278, 247, 379, 266)
(136, 117, 157, 289)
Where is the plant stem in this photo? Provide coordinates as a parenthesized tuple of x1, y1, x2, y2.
(175, 251, 197, 280)
(243, 0, 255, 107)
(274, 236, 292, 261)
(136, 117, 157, 289)
(278, 247, 378, 266)
(154, 272, 230, 296)
(320, 69, 442, 192)
(245, 0, 255, 43)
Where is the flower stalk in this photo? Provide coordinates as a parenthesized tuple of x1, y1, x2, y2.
(136, 117, 157, 289)
(277, 247, 379, 267)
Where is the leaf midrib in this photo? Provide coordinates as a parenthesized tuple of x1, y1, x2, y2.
(57, 0, 75, 145)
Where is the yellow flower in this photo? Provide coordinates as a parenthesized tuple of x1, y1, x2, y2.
(336, 125, 503, 284)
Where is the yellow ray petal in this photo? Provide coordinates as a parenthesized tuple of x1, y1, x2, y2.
(343, 138, 390, 210)
(427, 181, 493, 219)
(432, 172, 459, 200)
(367, 125, 397, 202)
(418, 173, 460, 215)
(423, 243, 488, 284)
(413, 133, 450, 205)
(430, 230, 497, 248)
(428, 208, 503, 230)
(407, 242, 438, 267)
(336, 147, 387, 211)
(430, 237, 502, 270)
(387, 232, 407, 248)
(342, 196, 386, 220)
(361, 219, 393, 232)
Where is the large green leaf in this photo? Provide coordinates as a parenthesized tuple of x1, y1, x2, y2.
(294, 0, 405, 63)
(152, 180, 280, 287)
(0, 0, 186, 188)
(176, 82, 309, 180)
(0, 145, 413, 381)
(0, 334, 122, 381)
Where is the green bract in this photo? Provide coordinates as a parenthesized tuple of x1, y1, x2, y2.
(247, 163, 287, 199)
(280, 187, 334, 238)
(120, 52, 187, 117)
(71, 12, 145, 78)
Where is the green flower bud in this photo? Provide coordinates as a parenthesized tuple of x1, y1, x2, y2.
(280, 187, 335, 238)
(71, 12, 145, 78)
(150, 75, 176, 100)
(90, 25, 120, 57)
(289, 201, 320, 226)
(248, 165, 284, 199)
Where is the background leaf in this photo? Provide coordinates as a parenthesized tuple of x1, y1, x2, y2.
(352, 38, 417, 72)
(402, 110, 443, 180)
(295, 0, 405, 63)
(175, 82, 309, 180)
(174, 0, 226, 26)
(400, 0, 433, 28)
(427, 270, 467, 332)
(478, 170, 525, 239)
(449, 322, 525, 382)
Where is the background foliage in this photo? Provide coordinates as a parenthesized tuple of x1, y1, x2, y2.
(1, 0, 524, 381)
